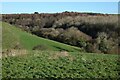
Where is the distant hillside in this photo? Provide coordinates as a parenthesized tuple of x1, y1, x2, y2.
(2, 22, 82, 52)
(2, 12, 118, 38)
(2, 12, 119, 54)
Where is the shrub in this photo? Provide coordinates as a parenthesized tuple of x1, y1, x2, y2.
(96, 32, 117, 54)
(34, 12, 39, 14)
(57, 27, 91, 46)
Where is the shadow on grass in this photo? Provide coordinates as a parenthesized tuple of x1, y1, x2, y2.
(52, 46, 80, 52)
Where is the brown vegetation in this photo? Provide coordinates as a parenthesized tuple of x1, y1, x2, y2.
(2, 12, 119, 54)
(48, 51, 75, 61)
(2, 49, 27, 57)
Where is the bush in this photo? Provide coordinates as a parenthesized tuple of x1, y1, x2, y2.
(96, 32, 117, 54)
(77, 40, 87, 48)
(57, 27, 91, 46)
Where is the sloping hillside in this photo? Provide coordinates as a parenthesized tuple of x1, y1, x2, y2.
(2, 22, 81, 52)
(2, 51, 119, 79)
(2, 22, 119, 79)
(2, 13, 119, 54)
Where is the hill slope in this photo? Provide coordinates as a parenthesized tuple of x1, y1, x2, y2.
(1, 22, 119, 79)
(2, 22, 81, 52)
(2, 51, 119, 78)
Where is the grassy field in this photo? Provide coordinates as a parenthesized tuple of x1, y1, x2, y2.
(2, 22, 81, 52)
(2, 51, 119, 79)
(1, 22, 120, 79)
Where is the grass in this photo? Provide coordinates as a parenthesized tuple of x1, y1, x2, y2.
(2, 51, 119, 79)
(1, 21, 119, 79)
(2, 22, 81, 52)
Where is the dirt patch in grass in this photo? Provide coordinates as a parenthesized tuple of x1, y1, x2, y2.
(48, 51, 75, 61)
(2, 49, 28, 57)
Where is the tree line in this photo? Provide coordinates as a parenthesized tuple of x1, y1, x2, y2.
(2, 12, 120, 54)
